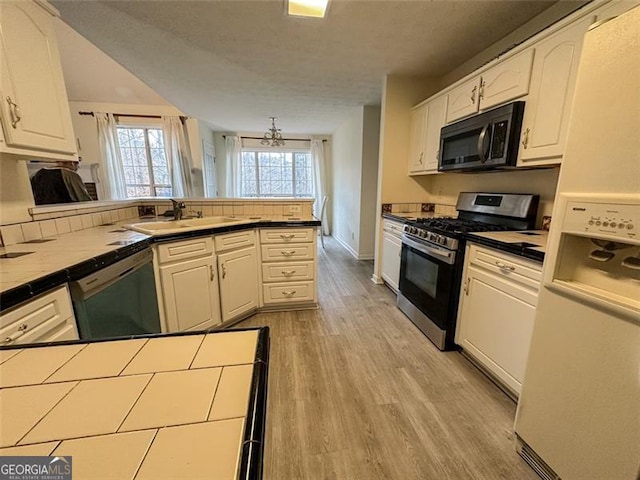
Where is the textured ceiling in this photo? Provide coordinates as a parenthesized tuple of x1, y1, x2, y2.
(52, 0, 561, 134)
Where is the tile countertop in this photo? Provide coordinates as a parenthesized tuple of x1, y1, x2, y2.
(382, 212, 441, 223)
(0, 327, 269, 480)
(0, 215, 320, 310)
(465, 230, 548, 262)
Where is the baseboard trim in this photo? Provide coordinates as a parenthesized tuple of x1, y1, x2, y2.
(334, 236, 359, 259)
(371, 273, 383, 284)
(334, 236, 374, 261)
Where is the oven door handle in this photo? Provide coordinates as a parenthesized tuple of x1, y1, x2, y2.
(402, 235, 455, 265)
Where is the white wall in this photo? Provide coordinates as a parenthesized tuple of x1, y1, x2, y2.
(358, 106, 381, 259)
(428, 168, 560, 228)
(377, 75, 440, 205)
(331, 105, 381, 259)
(332, 108, 364, 257)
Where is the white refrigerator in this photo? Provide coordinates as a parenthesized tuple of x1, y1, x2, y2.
(514, 6, 640, 480)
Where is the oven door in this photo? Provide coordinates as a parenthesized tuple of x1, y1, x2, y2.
(398, 234, 456, 330)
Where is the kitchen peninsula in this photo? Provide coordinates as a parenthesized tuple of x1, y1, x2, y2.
(0, 327, 269, 479)
(0, 200, 320, 345)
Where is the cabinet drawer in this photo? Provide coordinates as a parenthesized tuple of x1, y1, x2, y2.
(261, 243, 314, 262)
(260, 228, 315, 244)
(263, 281, 316, 305)
(156, 237, 214, 264)
(467, 244, 542, 289)
(0, 286, 75, 346)
(262, 261, 315, 282)
(215, 229, 256, 252)
(382, 219, 404, 239)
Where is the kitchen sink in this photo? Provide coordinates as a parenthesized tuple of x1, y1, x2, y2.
(126, 216, 252, 236)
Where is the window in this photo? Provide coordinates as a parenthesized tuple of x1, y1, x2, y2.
(117, 127, 172, 198)
(241, 150, 313, 197)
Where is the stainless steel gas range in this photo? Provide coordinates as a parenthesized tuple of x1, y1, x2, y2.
(397, 192, 539, 350)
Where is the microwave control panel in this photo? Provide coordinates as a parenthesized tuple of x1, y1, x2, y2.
(490, 121, 508, 159)
(563, 201, 639, 242)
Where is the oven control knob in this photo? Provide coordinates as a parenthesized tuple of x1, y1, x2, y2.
(419, 230, 427, 238)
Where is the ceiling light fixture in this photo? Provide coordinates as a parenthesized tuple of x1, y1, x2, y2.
(261, 117, 285, 147)
(287, 0, 329, 18)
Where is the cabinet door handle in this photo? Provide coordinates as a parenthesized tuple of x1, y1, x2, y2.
(464, 277, 470, 296)
(6, 96, 21, 128)
(280, 234, 294, 240)
(436, 149, 440, 161)
(4, 323, 28, 344)
(282, 270, 296, 276)
(419, 152, 423, 165)
(281, 250, 295, 256)
(470, 86, 477, 104)
(282, 290, 296, 297)
(521, 128, 530, 149)
(479, 78, 485, 100)
(222, 264, 227, 278)
(209, 265, 215, 281)
(495, 261, 516, 272)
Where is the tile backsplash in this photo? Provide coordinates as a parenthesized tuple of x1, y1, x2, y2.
(0, 206, 139, 246)
(0, 199, 315, 247)
(382, 202, 456, 218)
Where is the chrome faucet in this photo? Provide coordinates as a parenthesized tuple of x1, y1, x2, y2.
(170, 199, 186, 221)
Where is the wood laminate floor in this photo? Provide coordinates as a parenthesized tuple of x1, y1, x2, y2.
(238, 236, 539, 480)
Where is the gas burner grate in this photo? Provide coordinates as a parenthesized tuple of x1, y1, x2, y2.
(413, 218, 514, 234)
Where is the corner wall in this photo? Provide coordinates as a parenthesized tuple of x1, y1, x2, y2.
(358, 106, 381, 259)
(332, 108, 364, 257)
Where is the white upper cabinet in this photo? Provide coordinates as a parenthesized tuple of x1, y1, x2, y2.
(0, 1, 76, 157)
(408, 94, 447, 175)
(517, 17, 592, 166)
(479, 49, 534, 110)
(446, 49, 534, 124)
(422, 94, 448, 173)
(445, 76, 481, 123)
(407, 103, 427, 173)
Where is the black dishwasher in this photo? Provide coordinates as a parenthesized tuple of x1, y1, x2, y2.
(70, 249, 161, 340)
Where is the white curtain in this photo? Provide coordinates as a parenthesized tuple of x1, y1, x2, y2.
(225, 135, 242, 197)
(163, 116, 194, 197)
(310, 137, 328, 234)
(95, 112, 127, 199)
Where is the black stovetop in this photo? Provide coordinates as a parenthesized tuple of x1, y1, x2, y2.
(412, 217, 515, 235)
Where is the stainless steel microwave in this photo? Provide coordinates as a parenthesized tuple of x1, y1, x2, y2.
(438, 101, 525, 172)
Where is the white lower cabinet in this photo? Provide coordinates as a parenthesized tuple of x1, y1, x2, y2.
(159, 252, 221, 332)
(0, 285, 78, 345)
(217, 244, 259, 322)
(259, 227, 317, 308)
(456, 244, 542, 397)
(155, 237, 221, 332)
(380, 219, 403, 292)
(154, 227, 317, 329)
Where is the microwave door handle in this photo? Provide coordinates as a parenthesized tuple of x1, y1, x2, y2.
(477, 123, 491, 163)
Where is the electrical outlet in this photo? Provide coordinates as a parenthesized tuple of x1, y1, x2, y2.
(289, 205, 301, 213)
